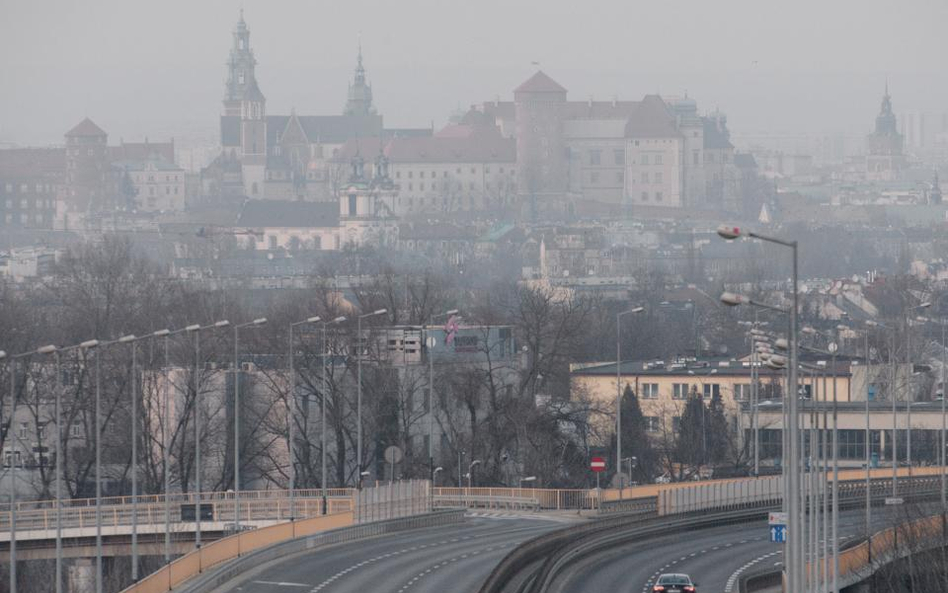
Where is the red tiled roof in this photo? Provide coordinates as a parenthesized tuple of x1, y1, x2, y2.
(480, 102, 515, 120)
(563, 100, 641, 119)
(0, 148, 66, 178)
(65, 117, 107, 138)
(514, 71, 567, 95)
(624, 95, 682, 138)
(335, 129, 515, 164)
(108, 141, 174, 163)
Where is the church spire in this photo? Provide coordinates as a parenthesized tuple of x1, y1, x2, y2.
(223, 9, 265, 117)
(344, 43, 375, 117)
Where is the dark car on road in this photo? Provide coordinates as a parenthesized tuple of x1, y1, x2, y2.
(652, 573, 697, 593)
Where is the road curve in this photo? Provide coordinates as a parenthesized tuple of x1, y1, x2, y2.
(549, 508, 909, 593)
(214, 513, 566, 593)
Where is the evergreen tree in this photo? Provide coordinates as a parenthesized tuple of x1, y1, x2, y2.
(675, 390, 706, 470)
(615, 383, 655, 482)
(708, 390, 730, 464)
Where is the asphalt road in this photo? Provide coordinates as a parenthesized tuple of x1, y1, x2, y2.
(217, 513, 565, 593)
(550, 507, 917, 593)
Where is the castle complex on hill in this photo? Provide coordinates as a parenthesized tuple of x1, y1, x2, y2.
(202, 13, 751, 218)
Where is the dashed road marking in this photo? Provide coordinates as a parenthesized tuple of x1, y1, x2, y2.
(395, 541, 521, 593)
(641, 535, 767, 593)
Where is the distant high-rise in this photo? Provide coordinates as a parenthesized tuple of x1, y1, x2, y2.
(344, 45, 376, 117)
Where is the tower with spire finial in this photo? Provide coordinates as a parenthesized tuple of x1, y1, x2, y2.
(221, 10, 267, 195)
(866, 83, 904, 181)
(344, 45, 376, 116)
(223, 9, 265, 119)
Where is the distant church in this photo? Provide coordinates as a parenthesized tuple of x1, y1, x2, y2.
(865, 84, 905, 181)
(203, 11, 385, 201)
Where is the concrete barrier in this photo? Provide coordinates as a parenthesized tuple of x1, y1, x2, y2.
(120, 512, 355, 593)
(174, 510, 466, 593)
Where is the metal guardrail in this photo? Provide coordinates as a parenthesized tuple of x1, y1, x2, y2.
(434, 487, 598, 510)
(479, 473, 948, 593)
(0, 487, 355, 514)
(435, 495, 540, 511)
(0, 490, 355, 542)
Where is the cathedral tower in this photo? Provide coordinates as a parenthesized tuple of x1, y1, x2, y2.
(344, 45, 376, 116)
(222, 11, 266, 195)
(865, 83, 905, 181)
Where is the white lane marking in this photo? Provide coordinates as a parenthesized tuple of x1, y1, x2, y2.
(723, 550, 783, 593)
(643, 533, 774, 593)
(253, 582, 310, 588)
(395, 542, 521, 593)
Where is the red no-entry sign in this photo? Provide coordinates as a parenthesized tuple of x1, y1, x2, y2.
(590, 457, 606, 472)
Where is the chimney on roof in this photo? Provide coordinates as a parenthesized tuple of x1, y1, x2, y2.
(612, 95, 617, 108)
(494, 95, 499, 106)
(588, 95, 593, 108)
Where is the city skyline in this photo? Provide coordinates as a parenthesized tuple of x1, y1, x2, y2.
(1, 0, 945, 146)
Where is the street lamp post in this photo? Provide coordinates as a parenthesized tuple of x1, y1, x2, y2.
(234, 318, 266, 532)
(616, 306, 644, 493)
(468, 460, 481, 488)
(319, 316, 346, 513)
(32, 345, 61, 593)
(3, 345, 59, 593)
(426, 310, 459, 482)
(718, 224, 800, 592)
(357, 309, 387, 489)
(115, 332, 160, 582)
(186, 320, 229, 549)
(288, 316, 320, 520)
(156, 327, 188, 563)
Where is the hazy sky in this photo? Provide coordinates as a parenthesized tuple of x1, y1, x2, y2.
(1, 0, 945, 147)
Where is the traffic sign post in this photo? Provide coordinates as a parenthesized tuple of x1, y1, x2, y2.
(590, 457, 606, 512)
(769, 511, 787, 543)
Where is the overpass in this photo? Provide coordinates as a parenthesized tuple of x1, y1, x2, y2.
(2, 468, 943, 591)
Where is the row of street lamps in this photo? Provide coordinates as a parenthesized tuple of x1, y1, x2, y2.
(2, 306, 456, 593)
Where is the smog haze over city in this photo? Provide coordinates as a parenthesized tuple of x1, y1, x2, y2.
(1, 1, 947, 592)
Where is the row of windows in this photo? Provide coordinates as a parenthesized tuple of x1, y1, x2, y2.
(3, 198, 54, 209)
(639, 191, 664, 202)
(587, 149, 625, 166)
(637, 382, 745, 399)
(138, 174, 181, 183)
(405, 181, 512, 193)
(395, 166, 512, 179)
(146, 186, 179, 196)
(4, 213, 52, 224)
(587, 171, 624, 185)
(11, 421, 84, 440)
(636, 172, 664, 184)
(2, 183, 54, 194)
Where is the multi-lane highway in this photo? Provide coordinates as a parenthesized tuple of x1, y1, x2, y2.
(216, 513, 568, 593)
(548, 506, 920, 593)
(210, 502, 928, 593)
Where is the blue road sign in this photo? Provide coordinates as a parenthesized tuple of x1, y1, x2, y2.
(770, 524, 787, 543)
